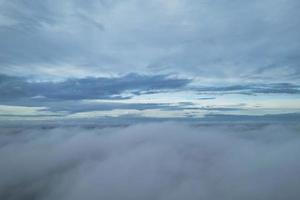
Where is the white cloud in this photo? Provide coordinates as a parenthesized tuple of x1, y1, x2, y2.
(0, 123, 299, 199)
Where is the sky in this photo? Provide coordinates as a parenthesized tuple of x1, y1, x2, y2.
(1, 2, 300, 199)
(0, 0, 300, 122)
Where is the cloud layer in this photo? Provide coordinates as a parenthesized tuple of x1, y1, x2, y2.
(1, 73, 299, 103)
(0, 123, 299, 200)
(1, 0, 300, 82)
(1, 1, 300, 120)
(0, 73, 190, 101)
(1, 72, 299, 120)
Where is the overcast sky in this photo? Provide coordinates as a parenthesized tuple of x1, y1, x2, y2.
(0, 0, 300, 122)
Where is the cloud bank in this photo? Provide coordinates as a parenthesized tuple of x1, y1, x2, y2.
(1, 73, 299, 103)
(0, 73, 190, 101)
(0, 123, 299, 200)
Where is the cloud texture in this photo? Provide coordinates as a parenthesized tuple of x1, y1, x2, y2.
(0, 73, 190, 101)
(0, 123, 299, 200)
(1, 0, 300, 83)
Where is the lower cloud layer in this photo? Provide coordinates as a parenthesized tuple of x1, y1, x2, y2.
(0, 123, 300, 200)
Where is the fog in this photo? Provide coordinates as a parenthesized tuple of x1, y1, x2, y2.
(0, 123, 299, 200)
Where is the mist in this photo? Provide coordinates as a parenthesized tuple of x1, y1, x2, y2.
(0, 123, 299, 200)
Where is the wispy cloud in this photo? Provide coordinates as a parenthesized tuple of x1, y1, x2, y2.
(1, 0, 300, 82)
(194, 83, 300, 95)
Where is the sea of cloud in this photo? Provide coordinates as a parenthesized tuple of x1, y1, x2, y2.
(0, 122, 299, 200)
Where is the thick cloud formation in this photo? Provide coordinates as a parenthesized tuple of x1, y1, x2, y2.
(0, 123, 299, 200)
(0, 73, 190, 101)
(1, 73, 299, 103)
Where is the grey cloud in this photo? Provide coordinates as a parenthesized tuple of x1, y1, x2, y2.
(0, 73, 190, 101)
(42, 103, 245, 115)
(0, 123, 300, 200)
(0, 0, 108, 67)
(0, 98, 244, 118)
(149, 0, 300, 80)
(39, 102, 174, 115)
(194, 83, 300, 95)
(0, 74, 29, 100)
(1, 73, 299, 104)
(204, 113, 300, 123)
(0, 0, 299, 82)
(1, 72, 299, 119)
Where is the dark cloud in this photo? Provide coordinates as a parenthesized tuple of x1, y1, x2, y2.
(0, 73, 190, 101)
(1, 73, 299, 104)
(194, 83, 300, 95)
(0, 123, 300, 200)
(1, 72, 299, 118)
(0, 74, 29, 100)
(1, 100, 243, 115)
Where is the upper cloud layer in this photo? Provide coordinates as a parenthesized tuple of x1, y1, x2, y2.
(0, 0, 299, 83)
(1, 1, 300, 120)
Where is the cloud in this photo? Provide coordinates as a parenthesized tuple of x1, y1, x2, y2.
(194, 83, 300, 95)
(0, 73, 190, 101)
(0, 0, 299, 82)
(1, 72, 299, 119)
(1, 73, 299, 105)
(204, 113, 300, 123)
(0, 123, 299, 200)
